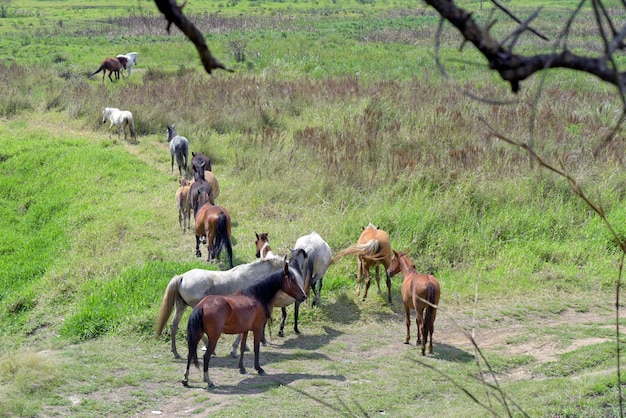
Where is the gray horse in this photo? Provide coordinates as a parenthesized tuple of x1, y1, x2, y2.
(166, 124, 189, 177)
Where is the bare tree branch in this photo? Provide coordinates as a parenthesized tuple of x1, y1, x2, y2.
(423, 0, 626, 94)
(153, 0, 233, 74)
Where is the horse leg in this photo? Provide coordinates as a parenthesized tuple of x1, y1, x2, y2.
(108, 122, 114, 140)
(404, 306, 411, 345)
(293, 301, 301, 335)
(195, 235, 202, 258)
(278, 307, 288, 337)
(356, 258, 363, 297)
(385, 269, 392, 303)
(312, 274, 323, 307)
(375, 265, 383, 294)
(171, 155, 174, 173)
(238, 331, 248, 374)
(253, 329, 265, 375)
(204, 335, 218, 388)
(416, 307, 425, 355)
(362, 266, 372, 301)
(170, 299, 187, 359)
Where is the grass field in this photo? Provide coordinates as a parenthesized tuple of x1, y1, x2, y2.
(2, 0, 626, 416)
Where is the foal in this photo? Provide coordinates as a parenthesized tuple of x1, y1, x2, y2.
(387, 251, 440, 355)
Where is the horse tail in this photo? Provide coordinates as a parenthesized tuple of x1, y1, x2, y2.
(89, 63, 106, 78)
(128, 115, 136, 139)
(333, 239, 385, 263)
(155, 275, 181, 337)
(423, 282, 438, 346)
(214, 213, 233, 268)
(187, 305, 204, 369)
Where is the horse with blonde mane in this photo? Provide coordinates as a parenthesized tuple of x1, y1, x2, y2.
(101, 107, 136, 141)
(333, 223, 394, 303)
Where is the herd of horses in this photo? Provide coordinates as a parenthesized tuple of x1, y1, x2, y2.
(88, 53, 442, 388)
(160, 135, 442, 388)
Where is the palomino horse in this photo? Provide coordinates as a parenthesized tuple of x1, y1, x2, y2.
(156, 255, 288, 359)
(176, 178, 192, 233)
(194, 190, 233, 268)
(333, 223, 394, 302)
(166, 125, 189, 177)
(101, 107, 136, 141)
(90, 56, 127, 82)
(387, 251, 440, 355)
(294, 231, 333, 307)
(183, 261, 306, 389)
(116, 52, 138, 77)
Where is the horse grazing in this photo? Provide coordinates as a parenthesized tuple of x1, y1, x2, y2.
(176, 178, 192, 233)
(101, 107, 136, 141)
(333, 223, 394, 303)
(90, 56, 127, 82)
(194, 190, 233, 268)
(116, 52, 138, 77)
(156, 256, 288, 359)
(387, 251, 440, 355)
(183, 260, 306, 389)
(294, 231, 333, 307)
(255, 232, 275, 259)
(166, 125, 189, 177)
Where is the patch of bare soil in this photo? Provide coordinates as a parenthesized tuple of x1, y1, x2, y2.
(125, 305, 614, 416)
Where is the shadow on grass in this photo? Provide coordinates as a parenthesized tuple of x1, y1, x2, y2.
(432, 343, 475, 363)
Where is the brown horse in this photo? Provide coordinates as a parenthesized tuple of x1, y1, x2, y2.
(176, 178, 192, 233)
(333, 223, 394, 302)
(183, 260, 306, 389)
(387, 251, 440, 355)
(255, 232, 275, 259)
(194, 190, 233, 268)
(90, 56, 128, 82)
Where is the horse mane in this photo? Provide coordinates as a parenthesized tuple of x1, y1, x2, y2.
(241, 268, 287, 319)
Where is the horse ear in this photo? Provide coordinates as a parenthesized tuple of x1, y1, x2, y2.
(255, 232, 259, 239)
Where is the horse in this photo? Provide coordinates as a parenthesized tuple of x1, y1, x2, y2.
(294, 231, 333, 307)
(156, 255, 289, 359)
(116, 52, 138, 77)
(89, 56, 127, 82)
(189, 157, 216, 214)
(255, 232, 275, 259)
(387, 251, 440, 355)
(182, 260, 306, 389)
(191, 152, 212, 173)
(101, 107, 136, 141)
(194, 190, 233, 268)
(166, 125, 189, 177)
(176, 178, 192, 233)
(333, 223, 394, 303)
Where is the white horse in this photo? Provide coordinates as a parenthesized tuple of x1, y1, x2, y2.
(156, 255, 300, 359)
(102, 107, 136, 141)
(294, 231, 333, 306)
(116, 52, 138, 78)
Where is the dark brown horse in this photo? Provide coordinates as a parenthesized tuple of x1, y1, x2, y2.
(333, 223, 394, 302)
(387, 251, 440, 355)
(194, 190, 233, 268)
(90, 56, 128, 82)
(183, 260, 306, 389)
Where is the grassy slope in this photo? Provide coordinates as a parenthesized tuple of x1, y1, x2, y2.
(1, 0, 626, 416)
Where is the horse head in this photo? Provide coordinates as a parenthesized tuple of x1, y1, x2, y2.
(255, 232, 270, 258)
(283, 258, 306, 303)
(166, 125, 177, 142)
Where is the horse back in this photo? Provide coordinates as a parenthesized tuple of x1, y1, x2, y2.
(357, 228, 392, 265)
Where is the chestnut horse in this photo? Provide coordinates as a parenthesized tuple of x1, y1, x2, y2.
(90, 56, 127, 82)
(387, 251, 440, 355)
(333, 223, 394, 302)
(194, 190, 233, 268)
(183, 260, 306, 389)
(255, 232, 275, 259)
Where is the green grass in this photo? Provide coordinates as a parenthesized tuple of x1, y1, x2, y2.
(2, 0, 626, 416)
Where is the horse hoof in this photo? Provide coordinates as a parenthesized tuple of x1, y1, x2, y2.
(195, 251, 201, 258)
(257, 368, 266, 375)
(206, 382, 215, 389)
(182, 379, 189, 387)
(278, 331, 284, 337)
(239, 368, 247, 375)
(404, 341, 410, 345)
(230, 351, 237, 358)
